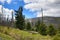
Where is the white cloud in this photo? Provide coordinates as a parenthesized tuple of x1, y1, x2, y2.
(24, 0, 55, 5)
(24, 0, 60, 17)
(0, 0, 12, 4)
(24, 3, 46, 12)
(0, 5, 14, 19)
(0, 5, 2, 14)
(37, 8, 60, 17)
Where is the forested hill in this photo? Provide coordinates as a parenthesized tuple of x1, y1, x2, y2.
(26, 16, 60, 28)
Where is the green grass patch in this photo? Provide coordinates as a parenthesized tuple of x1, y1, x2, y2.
(0, 32, 15, 40)
(0, 26, 58, 40)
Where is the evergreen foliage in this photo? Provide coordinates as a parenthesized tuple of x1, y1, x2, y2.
(35, 20, 41, 32)
(26, 22, 31, 31)
(15, 7, 25, 30)
(39, 23, 47, 35)
(48, 24, 57, 36)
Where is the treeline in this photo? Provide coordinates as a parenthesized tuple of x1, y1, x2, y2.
(0, 10, 14, 27)
(25, 21, 57, 36)
(0, 16, 13, 26)
(15, 7, 60, 36)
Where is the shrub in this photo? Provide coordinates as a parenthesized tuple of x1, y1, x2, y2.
(48, 24, 57, 36)
(35, 20, 41, 32)
(39, 23, 47, 35)
(26, 22, 31, 31)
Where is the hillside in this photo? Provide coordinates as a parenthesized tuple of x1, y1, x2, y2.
(0, 32, 15, 40)
(0, 26, 55, 40)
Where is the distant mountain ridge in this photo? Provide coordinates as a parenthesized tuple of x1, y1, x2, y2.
(26, 16, 60, 28)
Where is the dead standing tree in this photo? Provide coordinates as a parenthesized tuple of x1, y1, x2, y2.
(11, 11, 14, 27)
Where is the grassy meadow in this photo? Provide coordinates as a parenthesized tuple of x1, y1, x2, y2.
(0, 26, 60, 40)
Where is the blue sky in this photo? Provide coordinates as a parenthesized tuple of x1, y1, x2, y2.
(0, 0, 36, 19)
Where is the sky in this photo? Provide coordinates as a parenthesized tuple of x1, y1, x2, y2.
(0, 0, 60, 19)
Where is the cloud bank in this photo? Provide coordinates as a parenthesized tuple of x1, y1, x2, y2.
(24, 0, 60, 17)
(0, 5, 14, 19)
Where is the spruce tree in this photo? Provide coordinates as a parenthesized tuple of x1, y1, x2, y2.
(15, 7, 25, 30)
(26, 22, 31, 31)
(39, 23, 47, 35)
(48, 24, 56, 36)
(35, 20, 41, 32)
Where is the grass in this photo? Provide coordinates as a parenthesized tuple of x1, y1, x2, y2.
(0, 32, 15, 40)
(0, 26, 59, 40)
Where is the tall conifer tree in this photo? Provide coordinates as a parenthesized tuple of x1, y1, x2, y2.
(15, 7, 25, 30)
